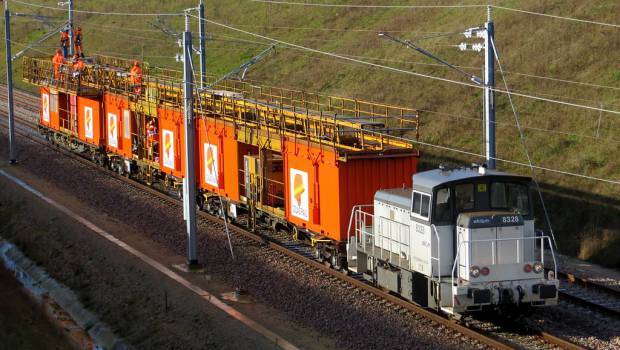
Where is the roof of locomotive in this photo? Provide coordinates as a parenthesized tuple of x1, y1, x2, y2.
(412, 166, 532, 194)
(374, 187, 412, 209)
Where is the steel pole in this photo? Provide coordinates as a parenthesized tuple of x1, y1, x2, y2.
(4, 1, 17, 164)
(183, 13, 198, 266)
(68, 0, 74, 56)
(198, 0, 207, 89)
(484, 6, 496, 169)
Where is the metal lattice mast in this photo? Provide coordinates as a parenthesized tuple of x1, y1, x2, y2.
(183, 11, 198, 266)
(4, 0, 16, 164)
(484, 6, 496, 169)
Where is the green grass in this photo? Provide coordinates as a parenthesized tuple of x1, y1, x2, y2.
(1, 0, 620, 266)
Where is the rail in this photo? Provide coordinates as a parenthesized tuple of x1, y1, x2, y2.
(450, 235, 558, 288)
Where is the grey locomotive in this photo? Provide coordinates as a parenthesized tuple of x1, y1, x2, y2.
(347, 165, 558, 315)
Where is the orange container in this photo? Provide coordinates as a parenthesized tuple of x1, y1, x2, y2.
(283, 139, 418, 241)
(76, 96, 103, 146)
(103, 93, 132, 158)
(40, 87, 60, 130)
(158, 107, 185, 179)
(196, 118, 242, 200)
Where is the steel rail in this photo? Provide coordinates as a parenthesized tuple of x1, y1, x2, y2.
(0, 90, 586, 350)
(557, 271, 620, 317)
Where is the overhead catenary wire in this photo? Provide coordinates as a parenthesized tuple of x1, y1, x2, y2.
(249, 1, 487, 9)
(251, 0, 620, 29)
(163, 42, 620, 143)
(189, 14, 620, 117)
(490, 35, 557, 248)
(187, 15, 620, 185)
(8, 7, 617, 184)
(12, 0, 184, 16)
(11, 31, 616, 146)
(211, 32, 620, 94)
(219, 23, 454, 34)
(493, 5, 620, 29)
(15, 1, 615, 95)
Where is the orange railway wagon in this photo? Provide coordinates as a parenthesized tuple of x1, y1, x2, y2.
(25, 54, 421, 271)
(282, 138, 419, 242)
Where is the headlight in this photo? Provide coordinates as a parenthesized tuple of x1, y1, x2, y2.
(533, 262, 544, 274)
(470, 266, 480, 278)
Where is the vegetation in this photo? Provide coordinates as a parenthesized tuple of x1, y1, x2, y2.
(1, 0, 619, 267)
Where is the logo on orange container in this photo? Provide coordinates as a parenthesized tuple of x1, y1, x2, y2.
(107, 113, 118, 148)
(84, 106, 93, 139)
(162, 129, 175, 170)
(42, 93, 50, 123)
(204, 143, 218, 187)
(293, 174, 305, 205)
(289, 168, 309, 221)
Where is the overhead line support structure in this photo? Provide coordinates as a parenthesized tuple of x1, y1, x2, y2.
(183, 10, 199, 266)
(68, 0, 74, 56)
(484, 6, 496, 169)
(4, 0, 17, 163)
(199, 0, 207, 89)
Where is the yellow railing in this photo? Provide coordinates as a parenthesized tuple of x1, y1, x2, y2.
(22, 55, 419, 154)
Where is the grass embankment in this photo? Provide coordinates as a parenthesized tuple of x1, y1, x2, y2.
(1, 0, 619, 266)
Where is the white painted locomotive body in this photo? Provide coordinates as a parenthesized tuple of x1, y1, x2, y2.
(349, 166, 559, 315)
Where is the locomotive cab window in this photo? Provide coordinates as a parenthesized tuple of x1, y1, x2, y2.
(433, 187, 452, 225)
(455, 183, 474, 213)
(490, 182, 530, 216)
(411, 191, 431, 220)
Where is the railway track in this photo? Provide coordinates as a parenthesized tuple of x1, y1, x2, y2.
(557, 272, 620, 317)
(0, 86, 593, 350)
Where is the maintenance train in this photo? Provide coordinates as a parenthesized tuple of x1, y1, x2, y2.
(22, 54, 558, 315)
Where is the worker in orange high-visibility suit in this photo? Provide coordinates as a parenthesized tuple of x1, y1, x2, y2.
(146, 119, 158, 160)
(60, 30, 69, 58)
(73, 27, 84, 57)
(72, 55, 85, 77)
(130, 61, 143, 95)
(52, 49, 66, 81)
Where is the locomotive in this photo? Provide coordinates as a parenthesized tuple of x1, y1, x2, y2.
(347, 165, 559, 314)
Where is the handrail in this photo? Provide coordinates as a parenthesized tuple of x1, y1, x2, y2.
(347, 205, 373, 246)
(22, 55, 419, 154)
(430, 224, 441, 282)
(450, 235, 557, 288)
